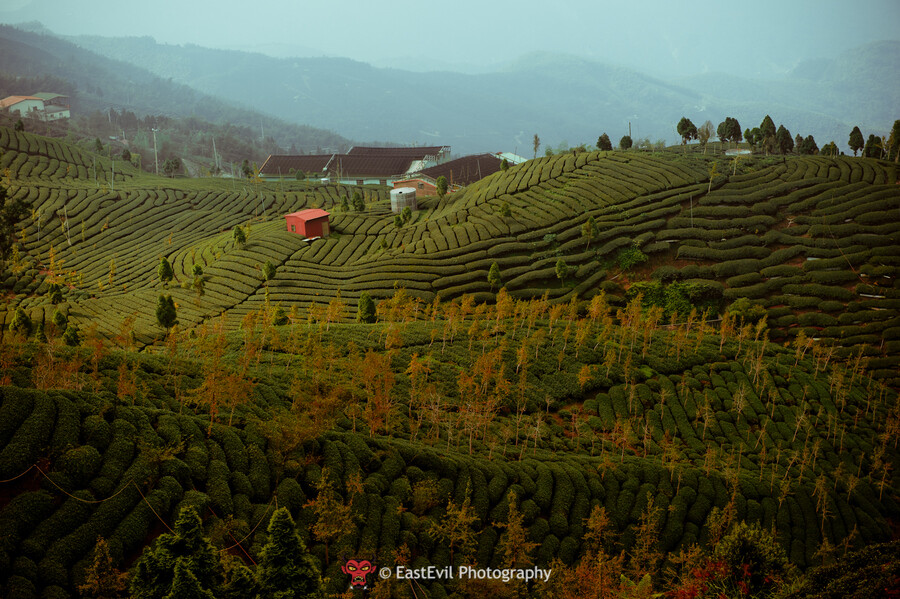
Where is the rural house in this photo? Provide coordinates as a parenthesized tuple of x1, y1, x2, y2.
(285, 209, 330, 238)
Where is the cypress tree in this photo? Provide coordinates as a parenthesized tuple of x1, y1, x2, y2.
(849, 126, 865, 156)
(488, 262, 502, 291)
(233, 225, 246, 246)
(357, 292, 376, 323)
(775, 125, 794, 154)
(158, 256, 174, 287)
(256, 507, 324, 599)
(156, 295, 178, 332)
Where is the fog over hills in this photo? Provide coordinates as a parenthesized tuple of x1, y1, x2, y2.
(67, 32, 898, 155)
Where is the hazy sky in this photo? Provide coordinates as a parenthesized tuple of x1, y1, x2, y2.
(2, 0, 898, 77)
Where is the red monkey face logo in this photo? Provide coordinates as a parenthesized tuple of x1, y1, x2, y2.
(342, 558, 374, 588)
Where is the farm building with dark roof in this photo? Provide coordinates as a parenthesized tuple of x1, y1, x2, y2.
(259, 145, 451, 185)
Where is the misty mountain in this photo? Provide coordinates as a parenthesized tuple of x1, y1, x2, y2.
(0, 25, 352, 153)
(68, 33, 897, 155)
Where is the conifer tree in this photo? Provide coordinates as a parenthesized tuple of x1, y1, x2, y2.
(597, 133, 613, 151)
(849, 126, 865, 156)
(156, 295, 178, 332)
(10, 306, 33, 338)
(158, 256, 174, 287)
(130, 507, 222, 599)
(776, 124, 794, 154)
(256, 507, 325, 599)
(357, 292, 376, 323)
(232, 225, 246, 246)
(163, 562, 215, 599)
(488, 262, 502, 291)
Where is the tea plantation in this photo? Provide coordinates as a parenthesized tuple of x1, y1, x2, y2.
(0, 127, 898, 598)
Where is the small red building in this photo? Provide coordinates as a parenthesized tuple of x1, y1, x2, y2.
(285, 209, 330, 238)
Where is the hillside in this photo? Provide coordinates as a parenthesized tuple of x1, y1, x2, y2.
(0, 25, 352, 154)
(1, 127, 898, 384)
(67, 34, 899, 154)
(1, 129, 899, 597)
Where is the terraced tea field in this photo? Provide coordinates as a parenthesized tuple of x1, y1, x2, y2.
(2, 128, 899, 384)
(0, 126, 899, 598)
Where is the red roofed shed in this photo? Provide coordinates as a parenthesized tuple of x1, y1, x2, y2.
(285, 209, 330, 238)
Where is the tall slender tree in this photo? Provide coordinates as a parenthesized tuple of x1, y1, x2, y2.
(849, 126, 865, 156)
(776, 125, 794, 154)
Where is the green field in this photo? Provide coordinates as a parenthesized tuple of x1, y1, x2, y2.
(1, 128, 899, 598)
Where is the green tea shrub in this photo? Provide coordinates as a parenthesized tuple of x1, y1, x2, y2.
(0, 394, 56, 478)
(247, 445, 270, 500)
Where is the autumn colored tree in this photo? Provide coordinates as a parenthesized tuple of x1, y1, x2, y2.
(78, 537, 129, 599)
(697, 120, 714, 153)
(428, 489, 478, 564)
(305, 468, 356, 564)
(496, 491, 538, 568)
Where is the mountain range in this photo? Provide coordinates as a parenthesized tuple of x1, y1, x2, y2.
(1, 22, 897, 156)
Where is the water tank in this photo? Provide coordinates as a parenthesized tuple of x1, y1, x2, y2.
(390, 187, 418, 213)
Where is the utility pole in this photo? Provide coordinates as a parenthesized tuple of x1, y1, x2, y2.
(152, 128, 159, 176)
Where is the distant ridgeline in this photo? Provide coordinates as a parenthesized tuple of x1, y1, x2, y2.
(0, 127, 899, 596)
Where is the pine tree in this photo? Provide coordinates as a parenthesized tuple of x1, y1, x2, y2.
(130, 507, 222, 599)
(488, 262, 502, 291)
(162, 562, 215, 599)
(232, 225, 246, 246)
(256, 507, 325, 599)
(156, 295, 178, 332)
(158, 256, 174, 287)
(619, 135, 633, 150)
(597, 133, 613, 151)
(555, 259, 569, 286)
(357, 292, 376, 323)
(436, 175, 448, 199)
